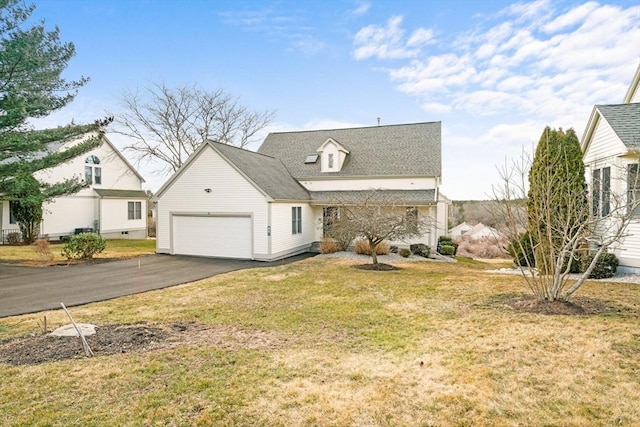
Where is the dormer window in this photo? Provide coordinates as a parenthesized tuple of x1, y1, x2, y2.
(317, 138, 349, 173)
(85, 155, 102, 185)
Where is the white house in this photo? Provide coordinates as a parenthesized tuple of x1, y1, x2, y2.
(581, 64, 640, 273)
(449, 222, 474, 239)
(0, 134, 148, 242)
(154, 122, 448, 261)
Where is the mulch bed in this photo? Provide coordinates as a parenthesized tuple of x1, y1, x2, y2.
(496, 294, 626, 316)
(0, 322, 286, 366)
(352, 263, 401, 271)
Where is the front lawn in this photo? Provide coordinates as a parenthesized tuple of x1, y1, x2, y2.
(0, 238, 155, 264)
(0, 257, 638, 425)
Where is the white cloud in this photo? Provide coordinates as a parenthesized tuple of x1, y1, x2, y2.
(542, 1, 599, 33)
(361, 1, 640, 121)
(354, 1, 640, 199)
(353, 15, 435, 60)
(407, 28, 435, 47)
(291, 35, 326, 56)
(352, 1, 370, 16)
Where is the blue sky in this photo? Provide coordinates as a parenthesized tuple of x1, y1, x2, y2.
(31, 0, 640, 199)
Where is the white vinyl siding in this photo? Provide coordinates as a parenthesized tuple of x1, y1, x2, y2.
(100, 198, 146, 234)
(156, 147, 269, 257)
(614, 222, 640, 268)
(298, 177, 438, 191)
(583, 116, 628, 164)
(39, 196, 97, 237)
(270, 203, 315, 256)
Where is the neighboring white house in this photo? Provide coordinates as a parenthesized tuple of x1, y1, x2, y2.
(450, 222, 503, 241)
(154, 122, 448, 261)
(581, 64, 640, 273)
(449, 222, 474, 239)
(0, 134, 148, 242)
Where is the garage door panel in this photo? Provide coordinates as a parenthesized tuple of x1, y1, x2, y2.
(172, 215, 252, 258)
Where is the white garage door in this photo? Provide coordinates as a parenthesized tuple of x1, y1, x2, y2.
(172, 215, 252, 259)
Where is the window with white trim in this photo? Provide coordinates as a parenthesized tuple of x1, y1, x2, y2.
(292, 206, 302, 234)
(128, 201, 142, 220)
(85, 155, 102, 185)
(592, 167, 610, 217)
(9, 201, 18, 224)
(628, 164, 640, 217)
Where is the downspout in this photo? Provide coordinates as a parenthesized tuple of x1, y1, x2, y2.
(267, 201, 272, 257)
(97, 196, 102, 235)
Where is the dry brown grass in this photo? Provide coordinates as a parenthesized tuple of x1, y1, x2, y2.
(0, 257, 638, 425)
(319, 237, 339, 254)
(0, 239, 155, 265)
(354, 239, 390, 255)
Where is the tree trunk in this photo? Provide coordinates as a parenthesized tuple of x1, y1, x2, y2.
(370, 239, 378, 264)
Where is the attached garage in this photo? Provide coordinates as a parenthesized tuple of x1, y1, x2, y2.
(172, 215, 252, 259)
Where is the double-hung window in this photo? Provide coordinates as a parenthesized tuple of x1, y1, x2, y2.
(128, 201, 142, 220)
(628, 164, 640, 217)
(9, 201, 18, 224)
(85, 155, 102, 185)
(592, 167, 610, 217)
(292, 207, 302, 235)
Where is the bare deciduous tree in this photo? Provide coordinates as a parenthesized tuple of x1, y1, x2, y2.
(493, 148, 640, 301)
(113, 82, 275, 175)
(325, 190, 430, 265)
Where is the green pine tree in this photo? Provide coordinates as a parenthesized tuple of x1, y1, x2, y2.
(527, 127, 588, 278)
(0, 0, 109, 242)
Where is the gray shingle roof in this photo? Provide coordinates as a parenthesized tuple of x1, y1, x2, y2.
(597, 103, 640, 148)
(94, 189, 148, 198)
(257, 122, 441, 178)
(210, 141, 310, 201)
(309, 190, 436, 205)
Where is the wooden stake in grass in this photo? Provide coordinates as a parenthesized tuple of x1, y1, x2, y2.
(60, 303, 94, 357)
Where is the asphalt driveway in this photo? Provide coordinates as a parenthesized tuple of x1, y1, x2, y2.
(0, 253, 313, 318)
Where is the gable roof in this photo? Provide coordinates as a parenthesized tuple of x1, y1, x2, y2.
(258, 122, 441, 179)
(209, 142, 309, 201)
(581, 103, 640, 154)
(596, 103, 640, 149)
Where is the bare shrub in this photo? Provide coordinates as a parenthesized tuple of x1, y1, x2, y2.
(32, 239, 53, 261)
(455, 236, 508, 259)
(147, 217, 156, 238)
(355, 240, 390, 255)
(6, 232, 21, 245)
(319, 238, 338, 254)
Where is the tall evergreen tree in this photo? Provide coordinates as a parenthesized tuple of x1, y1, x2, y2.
(527, 127, 588, 277)
(0, 0, 108, 241)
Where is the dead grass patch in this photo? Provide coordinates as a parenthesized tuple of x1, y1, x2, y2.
(0, 322, 287, 365)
